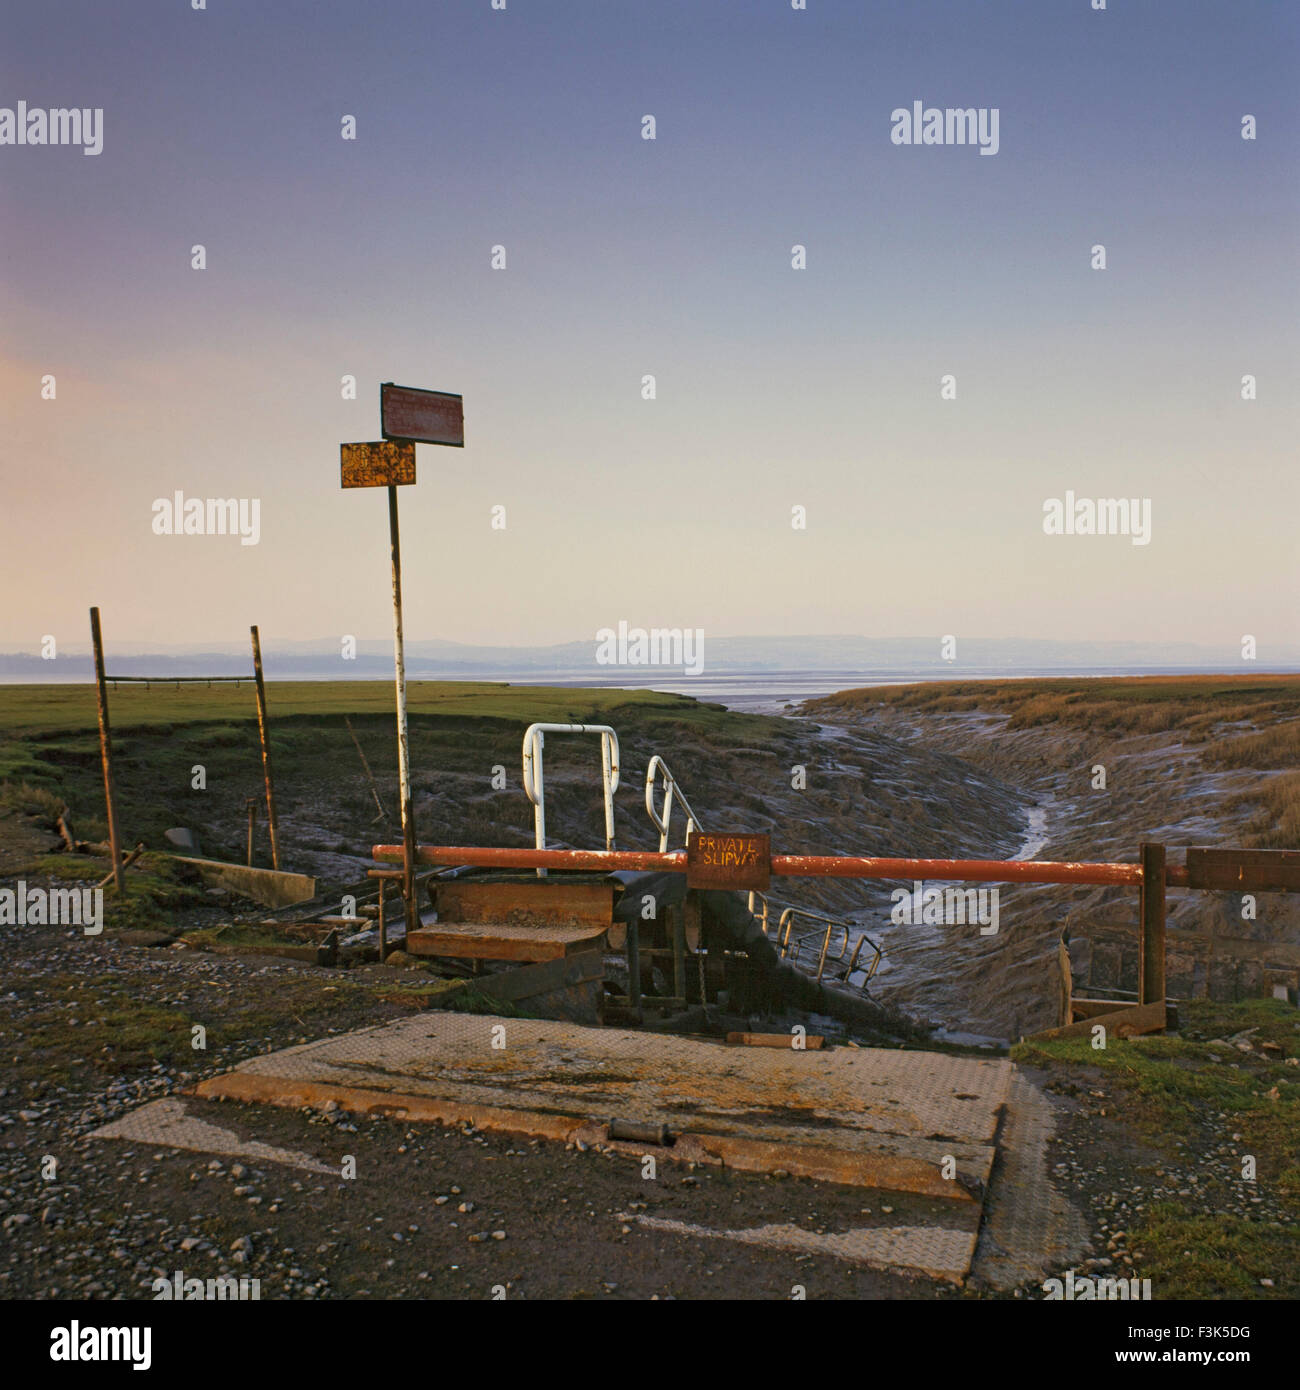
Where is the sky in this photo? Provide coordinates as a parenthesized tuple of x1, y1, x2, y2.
(1, 0, 1297, 662)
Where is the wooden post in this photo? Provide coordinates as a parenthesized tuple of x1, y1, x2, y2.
(387, 486, 419, 940)
(89, 607, 125, 893)
(1139, 841, 1166, 1008)
(378, 876, 387, 962)
(249, 626, 280, 870)
(627, 918, 642, 1020)
(671, 903, 687, 1006)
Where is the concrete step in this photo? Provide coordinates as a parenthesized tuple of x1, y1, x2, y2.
(406, 920, 608, 962)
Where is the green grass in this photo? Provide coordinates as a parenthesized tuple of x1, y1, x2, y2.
(0, 680, 714, 736)
(0, 681, 785, 869)
(1012, 999, 1300, 1298)
(1133, 1206, 1294, 1299)
(7, 970, 375, 1085)
(10, 851, 210, 929)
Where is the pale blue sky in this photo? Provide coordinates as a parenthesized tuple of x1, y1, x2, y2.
(2, 0, 1296, 658)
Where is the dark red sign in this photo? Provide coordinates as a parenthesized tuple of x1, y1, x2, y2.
(687, 832, 771, 891)
(381, 383, 464, 447)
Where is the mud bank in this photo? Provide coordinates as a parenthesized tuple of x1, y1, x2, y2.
(802, 681, 1300, 1036)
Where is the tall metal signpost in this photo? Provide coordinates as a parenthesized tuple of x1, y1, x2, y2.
(341, 383, 464, 940)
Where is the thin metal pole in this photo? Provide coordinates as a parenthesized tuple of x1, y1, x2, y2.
(345, 715, 389, 823)
(89, 607, 125, 893)
(388, 486, 419, 939)
(1139, 841, 1166, 1007)
(627, 919, 642, 1021)
(671, 903, 687, 1005)
(250, 626, 280, 869)
(378, 876, 387, 962)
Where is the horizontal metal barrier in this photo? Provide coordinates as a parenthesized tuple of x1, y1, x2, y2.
(372, 843, 1151, 887)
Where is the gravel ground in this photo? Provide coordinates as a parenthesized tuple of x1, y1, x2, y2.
(0, 921, 969, 1300)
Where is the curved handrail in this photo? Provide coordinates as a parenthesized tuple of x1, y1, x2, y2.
(521, 723, 621, 876)
(645, 754, 704, 852)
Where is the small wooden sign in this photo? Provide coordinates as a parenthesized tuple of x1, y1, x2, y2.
(687, 831, 771, 891)
(1184, 848, 1300, 893)
(341, 440, 416, 489)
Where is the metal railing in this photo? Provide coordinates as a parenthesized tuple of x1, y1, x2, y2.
(521, 723, 620, 877)
(645, 754, 705, 852)
(748, 891, 883, 989)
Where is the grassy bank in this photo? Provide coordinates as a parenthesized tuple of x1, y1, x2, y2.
(0, 680, 729, 738)
(1013, 998, 1300, 1299)
(807, 673, 1300, 850)
(0, 680, 795, 888)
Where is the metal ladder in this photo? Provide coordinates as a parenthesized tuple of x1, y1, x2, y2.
(643, 749, 883, 997)
(516, 725, 884, 999)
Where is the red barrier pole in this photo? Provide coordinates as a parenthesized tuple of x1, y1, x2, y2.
(372, 843, 1145, 887)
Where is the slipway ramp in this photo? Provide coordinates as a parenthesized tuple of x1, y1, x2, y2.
(93, 1011, 1088, 1287)
(196, 1013, 1008, 1193)
(184, 1012, 1034, 1283)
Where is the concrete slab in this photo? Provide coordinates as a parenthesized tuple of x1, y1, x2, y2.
(618, 1211, 978, 1285)
(194, 1012, 1012, 1196)
(90, 1097, 336, 1175)
(970, 1069, 1091, 1290)
(169, 855, 316, 908)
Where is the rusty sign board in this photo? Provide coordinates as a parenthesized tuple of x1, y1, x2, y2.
(340, 440, 416, 489)
(1184, 848, 1300, 894)
(687, 831, 770, 891)
(381, 383, 464, 447)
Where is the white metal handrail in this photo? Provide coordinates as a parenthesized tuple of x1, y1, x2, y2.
(521, 723, 620, 877)
(645, 754, 705, 852)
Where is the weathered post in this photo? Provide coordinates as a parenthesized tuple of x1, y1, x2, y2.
(89, 606, 125, 893)
(387, 484, 419, 940)
(341, 383, 464, 943)
(1139, 841, 1166, 1008)
(249, 626, 281, 869)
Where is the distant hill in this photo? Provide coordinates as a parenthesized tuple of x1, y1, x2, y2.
(2, 634, 1297, 681)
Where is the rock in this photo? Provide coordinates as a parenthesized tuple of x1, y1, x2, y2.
(115, 931, 176, 948)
